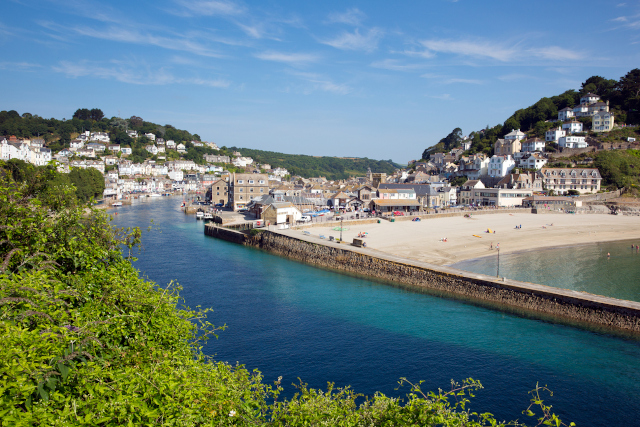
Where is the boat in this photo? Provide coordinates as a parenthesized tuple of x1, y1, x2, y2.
(196, 209, 204, 220)
(112, 202, 123, 207)
(204, 212, 213, 220)
(148, 193, 162, 198)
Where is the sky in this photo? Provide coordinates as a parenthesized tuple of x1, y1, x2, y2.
(1, 0, 640, 164)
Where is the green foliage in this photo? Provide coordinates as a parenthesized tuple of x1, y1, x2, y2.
(594, 149, 640, 189)
(68, 167, 105, 203)
(422, 128, 463, 159)
(231, 147, 401, 180)
(0, 146, 572, 427)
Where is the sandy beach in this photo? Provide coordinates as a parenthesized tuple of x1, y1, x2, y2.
(289, 212, 640, 266)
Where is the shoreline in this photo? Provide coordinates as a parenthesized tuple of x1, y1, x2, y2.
(447, 236, 640, 267)
(286, 212, 640, 266)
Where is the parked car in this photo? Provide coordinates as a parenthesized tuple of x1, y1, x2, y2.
(299, 215, 311, 223)
(393, 211, 405, 216)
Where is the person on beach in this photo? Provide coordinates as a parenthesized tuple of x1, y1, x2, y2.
(607, 252, 611, 258)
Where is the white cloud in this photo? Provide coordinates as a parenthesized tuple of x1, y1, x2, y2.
(52, 60, 230, 87)
(370, 59, 425, 72)
(417, 38, 585, 62)
(171, 0, 244, 17)
(320, 28, 383, 52)
(420, 38, 515, 61)
(254, 51, 319, 64)
(65, 25, 224, 58)
(443, 78, 483, 85)
(327, 8, 366, 26)
(0, 61, 41, 70)
(287, 71, 352, 95)
(530, 46, 583, 60)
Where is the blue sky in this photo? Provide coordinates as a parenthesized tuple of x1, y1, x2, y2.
(1, 0, 639, 163)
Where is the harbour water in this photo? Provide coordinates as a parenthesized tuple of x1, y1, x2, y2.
(451, 241, 640, 303)
(112, 197, 640, 426)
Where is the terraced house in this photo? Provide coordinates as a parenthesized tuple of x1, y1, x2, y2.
(540, 168, 602, 194)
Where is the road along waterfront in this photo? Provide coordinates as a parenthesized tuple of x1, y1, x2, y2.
(113, 197, 640, 426)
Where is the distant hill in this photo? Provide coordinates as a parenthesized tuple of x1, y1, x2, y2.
(421, 68, 640, 159)
(232, 147, 402, 180)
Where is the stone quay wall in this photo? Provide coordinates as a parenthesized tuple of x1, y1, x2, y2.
(250, 231, 640, 333)
(204, 224, 249, 245)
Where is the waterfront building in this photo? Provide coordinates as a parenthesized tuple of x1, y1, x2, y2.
(262, 202, 302, 226)
(540, 167, 602, 194)
(229, 172, 269, 211)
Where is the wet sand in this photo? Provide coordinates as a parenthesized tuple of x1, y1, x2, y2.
(296, 213, 640, 266)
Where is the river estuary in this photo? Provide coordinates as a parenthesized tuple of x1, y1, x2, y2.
(112, 197, 640, 426)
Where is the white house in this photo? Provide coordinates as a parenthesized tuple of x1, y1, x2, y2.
(488, 155, 516, 178)
(176, 143, 186, 153)
(1, 141, 30, 161)
(168, 170, 184, 181)
(573, 103, 590, 117)
(90, 132, 110, 142)
(521, 138, 545, 153)
(519, 153, 548, 170)
(558, 107, 575, 121)
(580, 93, 600, 104)
(108, 144, 121, 152)
(145, 145, 158, 155)
(144, 133, 156, 141)
(558, 136, 587, 149)
(70, 139, 85, 150)
(166, 140, 176, 149)
(504, 129, 527, 141)
(86, 142, 106, 153)
(126, 130, 138, 138)
(121, 147, 132, 155)
(562, 121, 583, 134)
(29, 147, 51, 166)
(545, 127, 565, 142)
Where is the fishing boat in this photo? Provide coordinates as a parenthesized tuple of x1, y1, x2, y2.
(203, 212, 213, 220)
(111, 201, 123, 207)
(196, 209, 204, 220)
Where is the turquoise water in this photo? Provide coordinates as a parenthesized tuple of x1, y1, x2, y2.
(112, 198, 640, 426)
(452, 242, 640, 302)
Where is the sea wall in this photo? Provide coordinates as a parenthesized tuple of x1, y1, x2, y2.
(251, 231, 640, 333)
(204, 224, 248, 245)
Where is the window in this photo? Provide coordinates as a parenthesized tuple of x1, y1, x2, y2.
(259, 180, 265, 184)
(237, 180, 244, 184)
(239, 188, 243, 192)
(249, 180, 254, 184)
(250, 188, 254, 192)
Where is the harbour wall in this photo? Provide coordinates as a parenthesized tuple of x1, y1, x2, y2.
(203, 223, 640, 333)
(253, 231, 640, 333)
